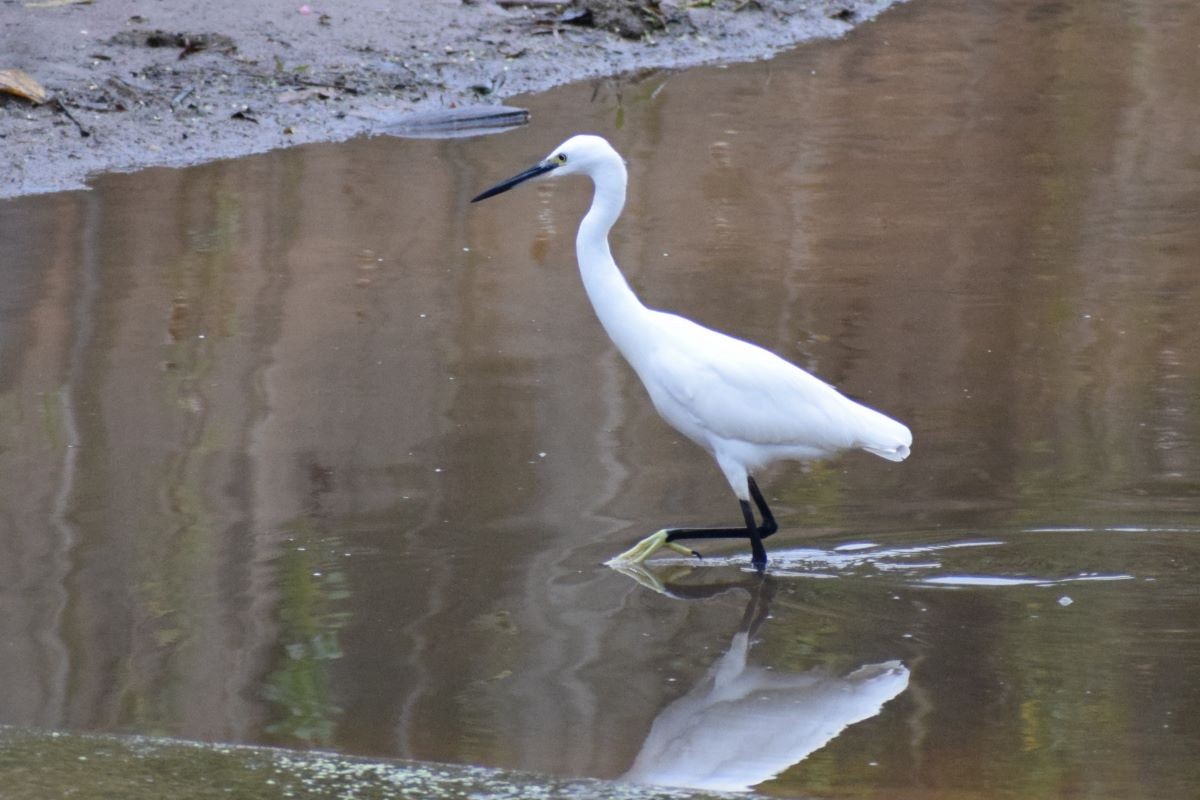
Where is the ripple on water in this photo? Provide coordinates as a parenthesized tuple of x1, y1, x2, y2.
(655, 532, 1150, 589)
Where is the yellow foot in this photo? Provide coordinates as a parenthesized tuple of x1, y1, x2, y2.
(605, 529, 699, 566)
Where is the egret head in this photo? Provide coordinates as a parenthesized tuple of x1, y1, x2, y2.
(471, 134, 621, 202)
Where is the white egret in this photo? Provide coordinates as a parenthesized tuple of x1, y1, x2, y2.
(472, 135, 911, 569)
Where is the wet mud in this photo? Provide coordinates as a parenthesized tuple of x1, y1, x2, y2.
(0, 727, 736, 800)
(1, 0, 899, 198)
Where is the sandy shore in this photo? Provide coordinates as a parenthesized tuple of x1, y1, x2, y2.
(1, 0, 900, 199)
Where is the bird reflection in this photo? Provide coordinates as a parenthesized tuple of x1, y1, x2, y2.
(614, 566, 909, 793)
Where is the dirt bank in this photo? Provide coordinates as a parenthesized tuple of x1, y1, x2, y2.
(1, 0, 900, 199)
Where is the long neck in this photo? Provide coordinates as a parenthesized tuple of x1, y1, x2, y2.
(576, 161, 650, 363)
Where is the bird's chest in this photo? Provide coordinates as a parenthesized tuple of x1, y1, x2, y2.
(639, 376, 715, 451)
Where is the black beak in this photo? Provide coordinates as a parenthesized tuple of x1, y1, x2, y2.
(471, 160, 558, 203)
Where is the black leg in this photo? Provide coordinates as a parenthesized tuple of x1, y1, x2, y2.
(748, 476, 778, 538)
(741, 498, 768, 571)
(662, 477, 776, 570)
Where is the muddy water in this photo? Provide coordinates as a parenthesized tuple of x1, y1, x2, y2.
(2, 0, 1199, 797)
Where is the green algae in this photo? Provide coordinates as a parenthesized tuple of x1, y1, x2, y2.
(0, 728, 746, 800)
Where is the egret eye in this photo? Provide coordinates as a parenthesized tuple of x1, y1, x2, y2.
(556, 153, 568, 164)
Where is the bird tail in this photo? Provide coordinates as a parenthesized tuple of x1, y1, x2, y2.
(851, 404, 912, 462)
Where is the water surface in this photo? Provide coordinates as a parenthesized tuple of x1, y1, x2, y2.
(2, 0, 1199, 797)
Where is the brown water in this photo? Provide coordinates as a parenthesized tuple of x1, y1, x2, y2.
(2, 0, 1199, 797)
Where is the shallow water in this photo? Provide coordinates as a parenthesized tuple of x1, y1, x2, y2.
(2, 0, 1199, 797)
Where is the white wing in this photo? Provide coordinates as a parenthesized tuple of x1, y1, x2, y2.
(634, 312, 911, 460)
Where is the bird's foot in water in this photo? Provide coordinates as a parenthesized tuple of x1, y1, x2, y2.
(606, 529, 701, 566)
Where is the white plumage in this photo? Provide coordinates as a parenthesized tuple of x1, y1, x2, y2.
(472, 134, 911, 568)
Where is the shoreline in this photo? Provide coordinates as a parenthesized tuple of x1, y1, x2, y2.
(1, 0, 901, 199)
